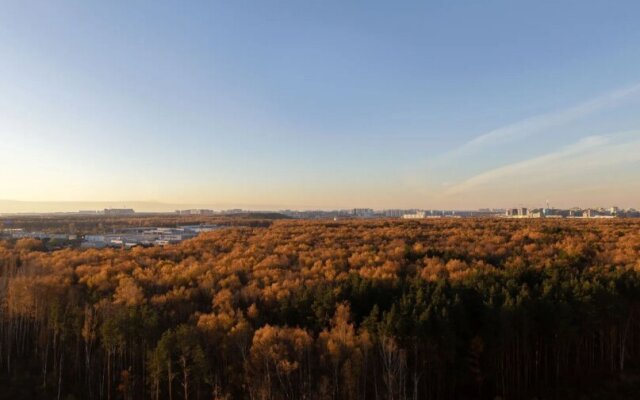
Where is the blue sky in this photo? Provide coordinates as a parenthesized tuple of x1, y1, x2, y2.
(1, 1, 639, 211)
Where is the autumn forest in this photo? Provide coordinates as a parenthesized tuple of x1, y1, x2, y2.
(1, 218, 640, 399)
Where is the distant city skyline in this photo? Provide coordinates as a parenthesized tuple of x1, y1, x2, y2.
(1, 1, 640, 210)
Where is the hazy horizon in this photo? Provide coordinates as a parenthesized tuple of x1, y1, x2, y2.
(0, 198, 637, 214)
(2, 2, 640, 209)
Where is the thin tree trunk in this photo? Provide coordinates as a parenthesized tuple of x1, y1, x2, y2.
(107, 349, 112, 400)
(182, 356, 189, 400)
(42, 334, 49, 388)
(57, 351, 63, 400)
(168, 360, 173, 400)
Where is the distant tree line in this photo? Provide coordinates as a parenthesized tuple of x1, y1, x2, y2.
(0, 214, 283, 235)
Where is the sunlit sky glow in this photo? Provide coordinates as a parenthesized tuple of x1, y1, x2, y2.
(1, 1, 640, 212)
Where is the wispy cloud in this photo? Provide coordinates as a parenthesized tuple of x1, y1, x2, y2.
(462, 83, 640, 150)
(407, 83, 640, 199)
(445, 131, 640, 196)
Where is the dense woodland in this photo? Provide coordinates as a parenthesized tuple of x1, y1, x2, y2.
(1, 218, 640, 399)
